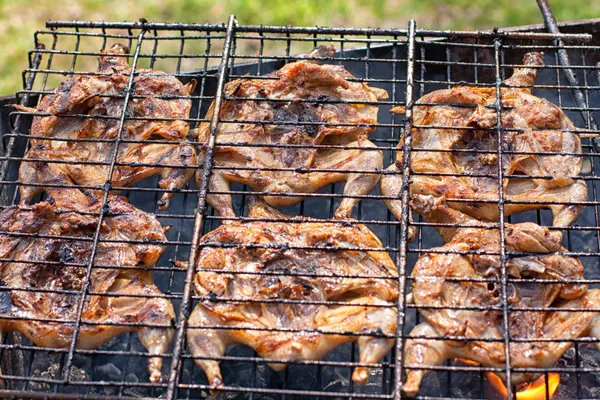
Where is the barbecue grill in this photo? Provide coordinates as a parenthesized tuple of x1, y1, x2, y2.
(0, 8, 599, 400)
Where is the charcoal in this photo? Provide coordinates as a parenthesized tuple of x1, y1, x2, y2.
(67, 365, 89, 383)
(28, 363, 59, 392)
(29, 364, 89, 393)
(126, 372, 139, 383)
(95, 363, 122, 382)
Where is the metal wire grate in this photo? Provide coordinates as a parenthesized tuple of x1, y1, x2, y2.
(0, 16, 598, 400)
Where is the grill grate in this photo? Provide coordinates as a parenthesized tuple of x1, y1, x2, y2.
(0, 16, 598, 400)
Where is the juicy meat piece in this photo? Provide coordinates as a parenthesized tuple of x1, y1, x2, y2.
(0, 192, 174, 382)
(381, 52, 587, 239)
(18, 43, 197, 209)
(187, 198, 398, 388)
(402, 195, 600, 397)
(197, 45, 386, 220)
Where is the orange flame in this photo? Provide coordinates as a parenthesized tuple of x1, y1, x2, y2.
(486, 372, 560, 400)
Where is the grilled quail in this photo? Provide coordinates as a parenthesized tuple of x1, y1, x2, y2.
(381, 52, 587, 238)
(0, 190, 174, 382)
(18, 43, 197, 209)
(402, 195, 599, 396)
(186, 198, 398, 388)
(197, 45, 386, 220)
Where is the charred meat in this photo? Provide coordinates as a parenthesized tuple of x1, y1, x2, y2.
(381, 52, 586, 239)
(0, 191, 174, 382)
(197, 45, 386, 220)
(187, 198, 397, 387)
(402, 195, 600, 396)
(18, 43, 197, 209)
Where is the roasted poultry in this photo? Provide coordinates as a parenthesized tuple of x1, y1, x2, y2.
(197, 45, 386, 220)
(381, 52, 587, 237)
(187, 198, 398, 387)
(402, 195, 600, 397)
(18, 43, 197, 209)
(0, 188, 174, 383)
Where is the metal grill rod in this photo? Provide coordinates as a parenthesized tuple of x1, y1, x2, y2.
(43, 20, 593, 41)
(536, 0, 599, 141)
(1, 16, 600, 399)
(5, 129, 600, 154)
(60, 28, 148, 383)
(0, 47, 43, 202)
(393, 19, 416, 400)
(492, 38, 515, 398)
(164, 15, 236, 400)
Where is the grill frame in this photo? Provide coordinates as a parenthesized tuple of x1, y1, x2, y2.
(0, 16, 597, 400)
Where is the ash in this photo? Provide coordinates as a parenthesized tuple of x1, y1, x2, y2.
(29, 360, 88, 393)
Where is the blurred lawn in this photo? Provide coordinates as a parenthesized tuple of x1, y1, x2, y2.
(1, 0, 599, 95)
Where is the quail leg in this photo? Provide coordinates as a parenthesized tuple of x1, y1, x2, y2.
(155, 143, 197, 209)
(187, 304, 231, 388)
(333, 141, 383, 219)
(202, 171, 236, 222)
(403, 322, 452, 397)
(317, 301, 397, 384)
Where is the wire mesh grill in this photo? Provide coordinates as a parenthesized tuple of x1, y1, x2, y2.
(0, 16, 598, 400)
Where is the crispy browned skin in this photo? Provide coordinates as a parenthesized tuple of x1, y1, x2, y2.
(186, 198, 398, 388)
(402, 195, 600, 397)
(18, 43, 197, 209)
(381, 52, 586, 239)
(0, 190, 174, 383)
(197, 46, 386, 220)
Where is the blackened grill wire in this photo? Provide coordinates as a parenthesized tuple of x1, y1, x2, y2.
(0, 16, 596, 400)
(0, 29, 552, 398)
(0, 36, 47, 394)
(1, 21, 227, 399)
(60, 27, 148, 386)
(0, 28, 596, 400)
(165, 14, 236, 400)
(171, 28, 596, 396)
(493, 38, 513, 399)
(393, 19, 416, 400)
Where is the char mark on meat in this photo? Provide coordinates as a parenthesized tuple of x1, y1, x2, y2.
(185, 197, 398, 391)
(197, 45, 386, 220)
(18, 43, 197, 210)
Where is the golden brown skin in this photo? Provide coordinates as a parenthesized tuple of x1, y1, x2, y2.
(402, 195, 600, 397)
(381, 52, 587, 238)
(0, 190, 174, 383)
(187, 198, 398, 388)
(197, 46, 386, 220)
(18, 43, 197, 209)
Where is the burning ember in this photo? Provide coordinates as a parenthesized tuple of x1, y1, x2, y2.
(452, 359, 560, 399)
(487, 372, 560, 400)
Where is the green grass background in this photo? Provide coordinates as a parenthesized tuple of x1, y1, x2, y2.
(1, 0, 599, 95)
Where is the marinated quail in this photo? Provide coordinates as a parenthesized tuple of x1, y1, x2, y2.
(197, 45, 385, 220)
(381, 52, 587, 237)
(18, 43, 197, 209)
(0, 190, 174, 382)
(402, 195, 600, 396)
(186, 198, 398, 387)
